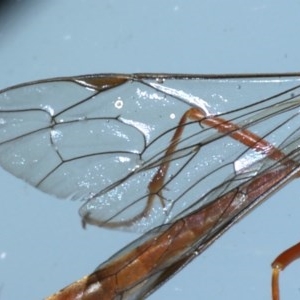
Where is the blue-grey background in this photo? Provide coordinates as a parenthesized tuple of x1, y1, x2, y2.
(0, 1, 300, 299)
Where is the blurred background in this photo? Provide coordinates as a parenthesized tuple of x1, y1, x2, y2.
(0, 1, 300, 299)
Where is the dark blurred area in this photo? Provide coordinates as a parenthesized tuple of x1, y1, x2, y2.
(0, 0, 19, 15)
(0, 0, 35, 20)
(0, 0, 42, 31)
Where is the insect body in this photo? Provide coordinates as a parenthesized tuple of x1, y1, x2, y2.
(1, 73, 300, 299)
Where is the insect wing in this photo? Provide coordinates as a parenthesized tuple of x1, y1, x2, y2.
(1, 74, 300, 233)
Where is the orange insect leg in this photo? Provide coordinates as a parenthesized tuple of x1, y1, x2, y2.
(271, 241, 300, 300)
(96, 106, 293, 229)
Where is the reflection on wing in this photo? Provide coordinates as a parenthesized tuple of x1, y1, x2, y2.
(1, 74, 300, 233)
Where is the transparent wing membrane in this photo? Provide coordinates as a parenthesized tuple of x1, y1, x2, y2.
(1, 74, 300, 233)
